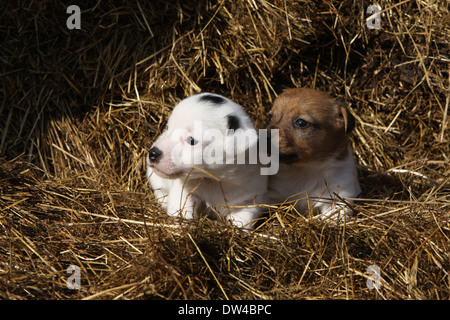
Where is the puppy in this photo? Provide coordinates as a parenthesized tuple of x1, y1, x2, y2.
(147, 93, 267, 229)
(266, 88, 361, 220)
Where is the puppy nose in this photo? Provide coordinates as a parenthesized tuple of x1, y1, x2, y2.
(148, 147, 163, 163)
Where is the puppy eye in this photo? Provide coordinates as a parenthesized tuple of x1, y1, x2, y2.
(294, 118, 309, 128)
(187, 136, 198, 145)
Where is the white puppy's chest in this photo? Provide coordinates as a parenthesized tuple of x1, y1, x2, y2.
(190, 164, 266, 207)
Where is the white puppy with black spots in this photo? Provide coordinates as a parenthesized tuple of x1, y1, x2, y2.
(147, 93, 267, 229)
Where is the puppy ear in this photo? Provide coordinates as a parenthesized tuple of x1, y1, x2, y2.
(224, 115, 258, 163)
(336, 98, 355, 134)
(227, 115, 240, 131)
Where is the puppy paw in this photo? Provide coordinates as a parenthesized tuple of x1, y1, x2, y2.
(317, 204, 354, 223)
(225, 208, 261, 229)
(167, 207, 195, 220)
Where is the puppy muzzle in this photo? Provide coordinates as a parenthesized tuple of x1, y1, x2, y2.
(148, 146, 163, 164)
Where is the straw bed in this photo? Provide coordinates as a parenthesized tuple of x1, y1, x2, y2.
(1, 0, 449, 299)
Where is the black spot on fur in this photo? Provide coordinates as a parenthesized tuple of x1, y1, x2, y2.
(227, 115, 240, 130)
(199, 94, 226, 105)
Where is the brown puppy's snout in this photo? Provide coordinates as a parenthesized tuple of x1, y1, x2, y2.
(148, 146, 163, 163)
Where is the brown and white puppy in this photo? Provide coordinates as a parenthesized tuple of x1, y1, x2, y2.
(266, 88, 361, 221)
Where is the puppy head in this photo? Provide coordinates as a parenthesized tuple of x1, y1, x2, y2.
(267, 88, 355, 164)
(147, 93, 256, 179)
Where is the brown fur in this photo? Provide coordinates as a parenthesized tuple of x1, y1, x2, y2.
(267, 88, 354, 164)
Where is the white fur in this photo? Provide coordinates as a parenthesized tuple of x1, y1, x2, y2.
(147, 93, 267, 229)
(266, 146, 361, 221)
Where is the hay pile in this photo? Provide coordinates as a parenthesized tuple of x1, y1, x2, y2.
(1, 0, 449, 299)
